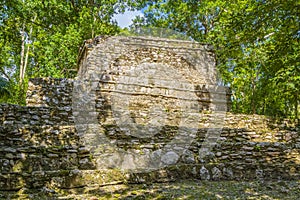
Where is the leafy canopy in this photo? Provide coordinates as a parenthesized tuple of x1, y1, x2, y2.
(131, 0, 299, 120)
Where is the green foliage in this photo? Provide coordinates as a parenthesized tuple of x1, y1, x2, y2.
(119, 26, 193, 40)
(0, 77, 27, 105)
(0, 0, 130, 104)
(0, 77, 10, 99)
(1, 0, 299, 121)
(133, 0, 300, 121)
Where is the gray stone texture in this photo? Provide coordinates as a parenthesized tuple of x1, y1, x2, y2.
(0, 36, 299, 191)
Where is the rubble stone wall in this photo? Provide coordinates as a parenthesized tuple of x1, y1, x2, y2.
(0, 79, 299, 191)
(77, 36, 217, 85)
(0, 36, 299, 191)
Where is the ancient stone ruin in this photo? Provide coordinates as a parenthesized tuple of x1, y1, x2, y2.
(0, 36, 299, 192)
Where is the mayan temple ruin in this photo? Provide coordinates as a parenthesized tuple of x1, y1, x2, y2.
(0, 36, 299, 195)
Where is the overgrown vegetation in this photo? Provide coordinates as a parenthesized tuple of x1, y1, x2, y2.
(0, 0, 134, 104)
(0, 0, 299, 121)
(1, 180, 300, 199)
(131, 0, 299, 122)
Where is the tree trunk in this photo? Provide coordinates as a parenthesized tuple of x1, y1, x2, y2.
(295, 92, 299, 124)
(22, 16, 36, 83)
(20, 24, 25, 85)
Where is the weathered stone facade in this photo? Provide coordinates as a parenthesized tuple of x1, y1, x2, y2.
(73, 36, 232, 172)
(0, 36, 299, 192)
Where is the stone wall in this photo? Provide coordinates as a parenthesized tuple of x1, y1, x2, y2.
(77, 36, 217, 85)
(0, 36, 299, 192)
(0, 78, 299, 191)
(26, 78, 73, 108)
